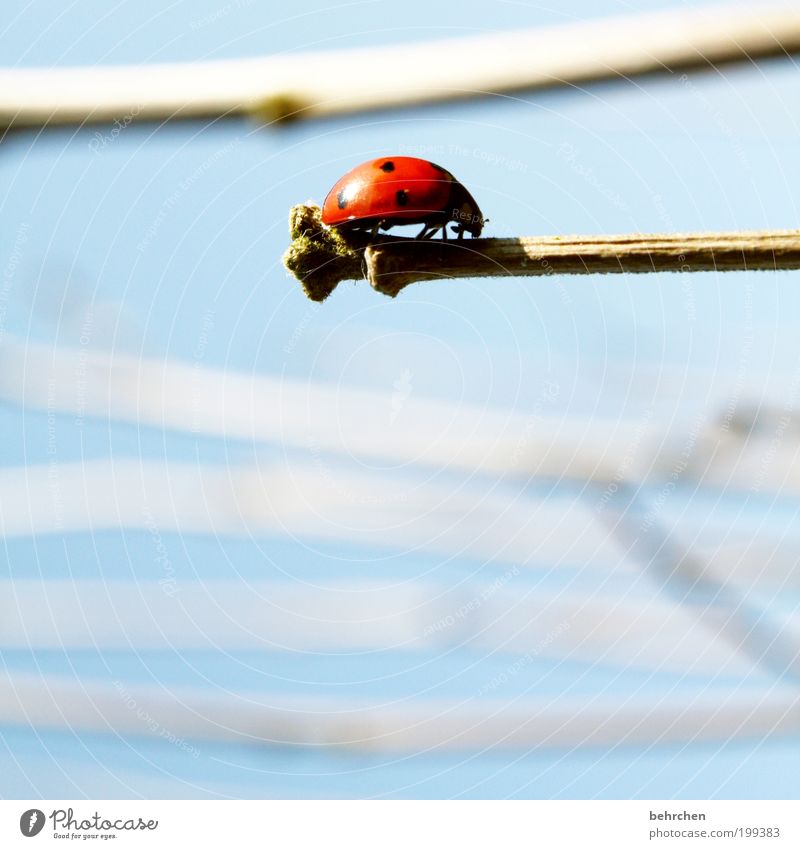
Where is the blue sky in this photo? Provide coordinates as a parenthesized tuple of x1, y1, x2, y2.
(1, 0, 799, 799)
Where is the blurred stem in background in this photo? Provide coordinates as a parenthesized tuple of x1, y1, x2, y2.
(1, 3, 799, 132)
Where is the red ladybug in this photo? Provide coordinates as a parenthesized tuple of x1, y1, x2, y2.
(321, 156, 485, 240)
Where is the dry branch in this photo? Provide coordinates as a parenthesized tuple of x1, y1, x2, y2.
(282, 205, 800, 301)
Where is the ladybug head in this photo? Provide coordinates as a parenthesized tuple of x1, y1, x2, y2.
(450, 202, 485, 237)
(448, 180, 485, 238)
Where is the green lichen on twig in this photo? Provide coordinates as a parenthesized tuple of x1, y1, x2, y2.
(282, 204, 366, 301)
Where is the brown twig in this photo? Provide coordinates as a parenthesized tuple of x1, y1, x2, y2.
(366, 230, 800, 296)
(282, 205, 800, 301)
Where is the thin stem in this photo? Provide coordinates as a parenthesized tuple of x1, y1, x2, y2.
(282, 207, 800, 300)
(365, 230, 800, 297)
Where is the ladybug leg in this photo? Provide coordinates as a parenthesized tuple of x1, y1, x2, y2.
(423, 224, 447, 240)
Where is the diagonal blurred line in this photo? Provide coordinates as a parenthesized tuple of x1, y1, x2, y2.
(598, 483, 800, 685)
(0, 580, 757, 675)
(1, 672, 797, 753)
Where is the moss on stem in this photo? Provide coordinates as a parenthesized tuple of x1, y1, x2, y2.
(282, 204, 369, 301)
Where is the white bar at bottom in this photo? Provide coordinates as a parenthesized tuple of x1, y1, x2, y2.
(2, 800, 797, 848)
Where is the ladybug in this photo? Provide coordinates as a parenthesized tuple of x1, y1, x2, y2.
(321, 156, 485, 240)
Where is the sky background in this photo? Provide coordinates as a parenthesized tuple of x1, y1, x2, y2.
(1, 0, 799, 799)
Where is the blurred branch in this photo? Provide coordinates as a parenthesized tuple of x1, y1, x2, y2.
(599, 484, 800, 684)
(3, 672, 796, 751)
(2, 578, 743, 675)
(7, 338, 800, 497)
(284, 205, 800, 300)
(2, 2, 800, 130)
(0, 458, 628, 567)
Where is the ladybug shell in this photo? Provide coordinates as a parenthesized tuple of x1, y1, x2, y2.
(321, 156, 483, 236)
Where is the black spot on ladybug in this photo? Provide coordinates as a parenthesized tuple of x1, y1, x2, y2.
(380, 161, 395, 172)
(337, 189, 348, 209)
(396, 189, 409, 206)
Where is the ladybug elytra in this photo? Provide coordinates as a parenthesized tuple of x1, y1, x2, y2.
(321, 156, 485, 240)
